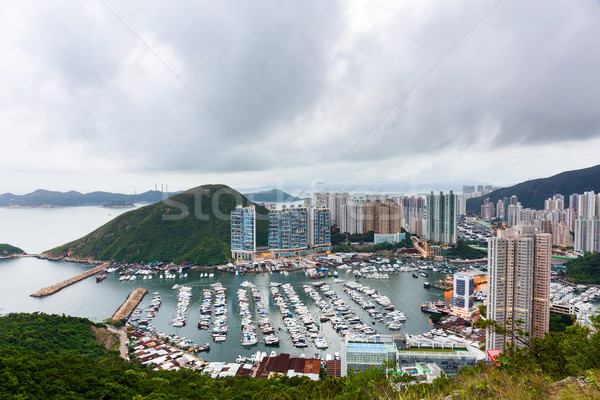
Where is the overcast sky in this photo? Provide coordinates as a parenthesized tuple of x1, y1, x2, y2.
(1, 0, 599, 196)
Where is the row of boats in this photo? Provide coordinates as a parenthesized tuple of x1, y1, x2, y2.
(171, 286, 192, 327)
(195, 282, 230, 342)
(342, 281, 406, 330)
(271, 283, 325, 348)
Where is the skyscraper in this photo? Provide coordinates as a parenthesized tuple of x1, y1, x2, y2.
(426, 191, 457, 244)
(230, 205, 256, 260)
(486, 227, 551, 351)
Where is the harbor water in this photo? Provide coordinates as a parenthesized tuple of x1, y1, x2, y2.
(0, 205, 454, 362)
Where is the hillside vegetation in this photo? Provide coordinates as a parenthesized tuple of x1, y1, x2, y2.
(0, 243, 25, 256)
(1, 313, 600, 399)
(565, 253, 600, 284)
(43, 185, 269, 265)
(466, 163, 600, 213)
(0, 313, 114, 359)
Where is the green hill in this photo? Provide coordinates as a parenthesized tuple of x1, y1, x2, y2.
(0, 243, 25, 256)
(0, 313, 115, 359)
(565, 253, 600, 284)
(43, 184, 268, 265)
(243, 188, 306, 203)
(466, 163, 600, 213)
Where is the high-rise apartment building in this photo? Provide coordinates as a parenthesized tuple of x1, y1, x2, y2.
(544, 194, 564, 211)
(574, 217, 600, 253)
(452, 272, 475, 319)
(268, 206, 309, 251)
(486, 227, 551, 351)
(426, 191, 457, 244)
(578, 191, 597, 219)
(310, 208, 331, 247)
(231, 205, 256, 260)
(362, 199, 402, 234)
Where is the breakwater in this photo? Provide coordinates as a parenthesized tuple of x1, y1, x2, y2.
(30, 263, 109, 297)
(112, 288, 149, 321)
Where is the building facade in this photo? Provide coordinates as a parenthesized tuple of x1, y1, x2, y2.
(310, 208, 332, 247)
(574, 217, 600, 253)
(363, 199, 402, 234)
(452, 272, 475, 319)
(426, 191, 457, 244)
(230, 205, 256, 260)
(486, 227, 551, 351)
(268, 206, 309, 251)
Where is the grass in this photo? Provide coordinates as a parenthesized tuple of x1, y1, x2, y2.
(397, 368, 600, 399)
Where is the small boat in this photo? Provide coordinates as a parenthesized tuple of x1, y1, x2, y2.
(424, 282, 431, 288)
(197, 343, 210, 352)
(412, 273, 419, 278)
(96, 273, 107, 282)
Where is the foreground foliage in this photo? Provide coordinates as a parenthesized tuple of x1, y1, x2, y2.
(0, 313, 113, 359)
(2, 312, 600, 399)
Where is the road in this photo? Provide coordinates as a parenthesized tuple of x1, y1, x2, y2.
(107, 325, 130, 361)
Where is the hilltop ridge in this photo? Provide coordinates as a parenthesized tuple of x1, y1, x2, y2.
(42, 184, 268, 265)
(466, 163, 600, 213)
(0, 189, 171, 207)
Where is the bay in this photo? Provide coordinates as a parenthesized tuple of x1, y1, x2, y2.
(0, 206, 453, 362)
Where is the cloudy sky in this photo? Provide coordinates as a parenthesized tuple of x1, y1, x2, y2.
(1, 0, 599, 196)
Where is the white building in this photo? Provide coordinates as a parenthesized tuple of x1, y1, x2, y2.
(452, 272, 475, 319)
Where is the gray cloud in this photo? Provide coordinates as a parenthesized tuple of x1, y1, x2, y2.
(0, 0, 599, 193)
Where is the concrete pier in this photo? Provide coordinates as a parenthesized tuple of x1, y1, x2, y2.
(112, 288, 149, 321)
(30, 263, 109, 297)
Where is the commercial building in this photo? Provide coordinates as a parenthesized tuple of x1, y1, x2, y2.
(374, 232, 406, 245)
(396, 334, 482, 376)
(230, 205, 256, 261)
(340, 335, 398, 375)
(486, 226, 551, 351)
(452, 272, 475, 319)
(426, 191, 457, 244)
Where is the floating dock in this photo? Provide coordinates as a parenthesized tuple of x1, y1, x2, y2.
(112, 288, 149, 321)
(30, 263, 109, 297)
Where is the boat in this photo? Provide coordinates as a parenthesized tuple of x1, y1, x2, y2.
(424, 282, 431, 288)
(412, 273, 419, 278)
(387, 322, 403, 330)
(314, 337, 329, 349)
(96, 273, 107, 282)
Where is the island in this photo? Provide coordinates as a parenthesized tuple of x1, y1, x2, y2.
(0, 243, 25, 258)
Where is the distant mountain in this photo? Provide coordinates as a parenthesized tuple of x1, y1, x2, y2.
(466, 164, 600, 213)
(0, 189, 172, 207)
(243, 189, 306, 203)
(43, 185, 268, 266)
